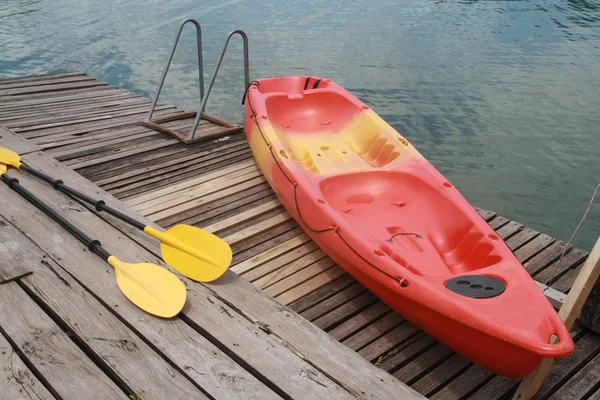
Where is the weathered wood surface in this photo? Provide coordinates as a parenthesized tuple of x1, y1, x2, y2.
(0, 125, 39, 155)
(0, 282, 124, 399)
(1, 72, 598, 400)
(0, 217, 35, 285)
(0, 327, 56, 400)
(0, 127, 424, 400)
(0, 215, 220, 400)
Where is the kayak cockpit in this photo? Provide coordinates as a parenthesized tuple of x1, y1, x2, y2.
(319, 169, 505, 277)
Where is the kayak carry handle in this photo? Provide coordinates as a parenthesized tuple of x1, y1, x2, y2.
(531, 317, 574, 358)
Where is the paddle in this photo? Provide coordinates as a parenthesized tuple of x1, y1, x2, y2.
(0, 147, 232, 283)
(0, 168, 186, 318)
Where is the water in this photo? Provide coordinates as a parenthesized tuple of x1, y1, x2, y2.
(1, 0, 598, 250)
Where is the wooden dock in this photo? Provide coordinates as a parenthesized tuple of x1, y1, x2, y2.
(1, 72, 599, 399)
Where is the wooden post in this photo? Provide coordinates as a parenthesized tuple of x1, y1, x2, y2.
(513, 236, 600, 400)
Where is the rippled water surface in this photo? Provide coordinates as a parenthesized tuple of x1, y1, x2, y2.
(1, 0, 598, 249)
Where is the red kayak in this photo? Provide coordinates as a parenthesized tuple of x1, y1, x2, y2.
(243, 76, 573, 377)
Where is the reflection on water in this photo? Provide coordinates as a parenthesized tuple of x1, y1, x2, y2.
(0, 0, 598, 250)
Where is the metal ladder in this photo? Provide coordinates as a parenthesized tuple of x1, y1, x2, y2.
(146, 19, 249, 141)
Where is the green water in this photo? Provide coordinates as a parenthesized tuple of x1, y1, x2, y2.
(1, 0, 598, 250)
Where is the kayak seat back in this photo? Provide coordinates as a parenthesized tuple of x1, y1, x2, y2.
(265, 90, 405, 175)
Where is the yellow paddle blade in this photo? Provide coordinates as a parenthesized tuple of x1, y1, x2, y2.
(0, 147, 22, 168)
(0, 163, 6, 174)
(107, 256, 186, 318)
(145, 225, 232, 282)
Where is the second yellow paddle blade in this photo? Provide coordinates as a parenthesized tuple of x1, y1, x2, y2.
(160, 224, 232, 282)
(109, 256, 186, 318)
(0, 147, 22, 168)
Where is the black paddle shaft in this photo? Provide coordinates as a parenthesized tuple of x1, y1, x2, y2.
(1, 174, 111, 261)
(21, 164, 146, 231)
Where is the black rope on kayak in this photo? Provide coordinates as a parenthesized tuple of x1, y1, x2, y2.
(312, 79, 322, 89)
(387, 233, 422, 243)
(303, 77, 311, 90)
(244, 87, 407, 286)
(241, 80, 261, 105)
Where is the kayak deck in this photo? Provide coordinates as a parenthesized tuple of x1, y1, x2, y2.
(0, 72, 598, 399)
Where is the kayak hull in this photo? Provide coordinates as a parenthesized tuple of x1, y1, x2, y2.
(243, 76, 574, 378)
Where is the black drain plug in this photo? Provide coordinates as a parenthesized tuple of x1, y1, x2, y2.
(445, 275, 505, 299)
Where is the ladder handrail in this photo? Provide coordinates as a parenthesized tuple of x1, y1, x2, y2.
(146, 19, 204, 122)
(189, 29, 249, 140)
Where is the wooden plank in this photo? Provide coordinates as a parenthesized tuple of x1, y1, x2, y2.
(93, 140, 248, 185)
(506, 227, 539, 250)
(99, 141, 250, 189)
(0, 329, 56, 400)
(344, 311, 405, 353)
(3, 101, 154, 128)
(496, 221, 524, 240)
(380, 333, 438, 372)
(21, 106, 177, 140)
(254, 253, 330, 295)
(476, 208, 497, 221)
(536, 281, 567, 309)
(312, 290, 378, 331)
(394, 342, 454, 384)
(328, 302, 391, 341)
(489, 216, 510, 230)
(410, 353, 471, 397)
(525, 241, 570, 276)
(0, 89, 133, 112)
(0, 80, 107, 97)
(223, 213, 292, 247)
(231, 225, 305, 267)
(429, 363, 491, 399)
(275, 267, 347, 305)
(358, 321, 421, 362)
(0, 283, 124, 399)
(0, 95, 147, 120)
(231, 233, 311, 274)
(125, 159, 256, 207)
(301, 282, 367, 321)
(0, 85, 111, 103)
(289, 273, 355, 314)
(155, 175, 268, 226)
(0, 125, 40, 155)
(515, 234, 555, 263)
(8, 151, 424, 400)
(250, 248, 327, 288)
(107, 146, 253, 195)
(0, 74, 95, 91)
(181, 187, 275, 230)
(239, 238, 325, 283)
(51, 131, 160, 160)
(113, 152, 256, 202)
(547, 353, 600, 400)
(0, 72, 86, 86)
(36, 123, 149, 150)
(204, 199, 282, 235)
(534, 248, 589, 284)
(69, 139, 179, 170)
(514, 237, 600, 400)
(0, 90, 133, 112)
(135, 165, 260, 215)
(0, 219, 34, 285)
(0, 217, 220, 399)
